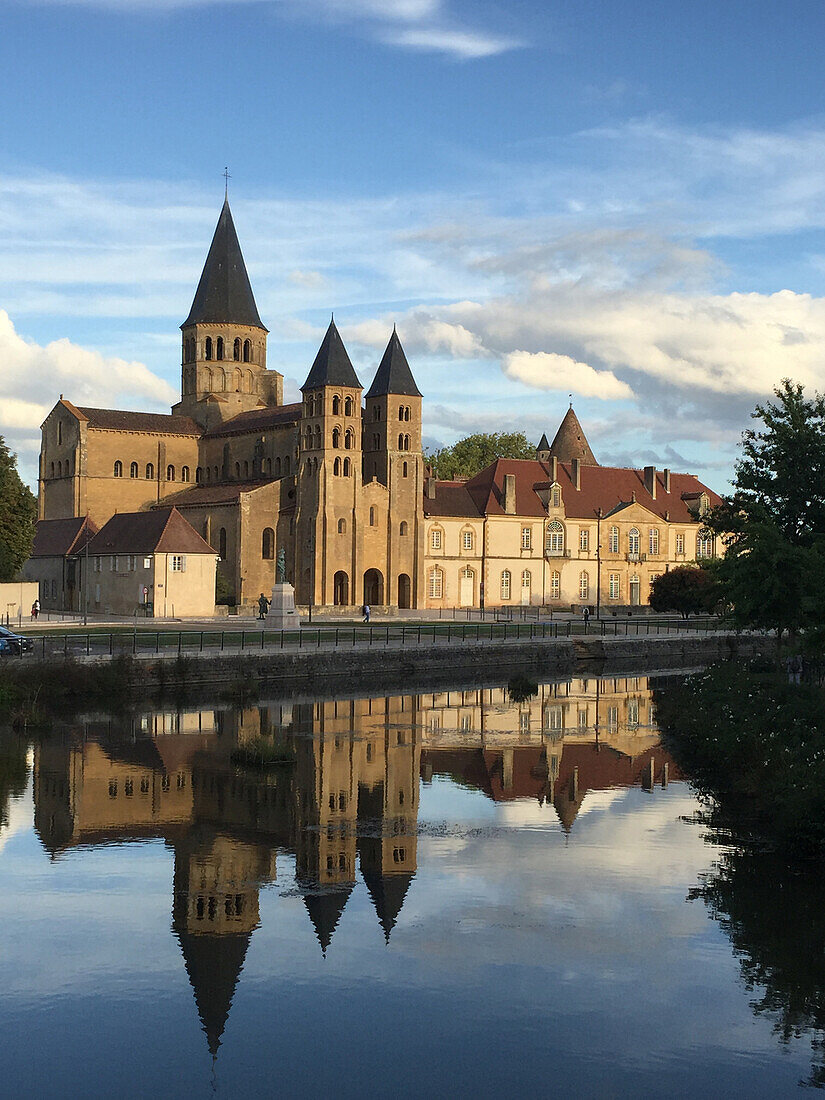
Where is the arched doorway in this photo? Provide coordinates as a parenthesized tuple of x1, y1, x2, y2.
(363, 568, 384, 605)
(629, 574, 640, 606)
(333, 571, 349, 606)
(459, 566, 474, 607)
(398, 573, 411, 609)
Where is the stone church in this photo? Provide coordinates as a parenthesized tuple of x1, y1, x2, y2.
(37, 198, 720, 614)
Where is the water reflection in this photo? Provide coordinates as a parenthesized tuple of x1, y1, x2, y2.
(27, 674, 676, 1059)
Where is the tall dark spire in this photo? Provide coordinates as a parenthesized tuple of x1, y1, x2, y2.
(177, 931, 251, 1057)
(303, 886, 353, 955)
(364, 329, 422, 399)
(362, 871, 414, 942)
(301, 320, 361, 391)
(183, 200, 266, 330)
(549, 407, 598, 466)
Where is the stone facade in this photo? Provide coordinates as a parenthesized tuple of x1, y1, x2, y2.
(37, 199, 721, 614)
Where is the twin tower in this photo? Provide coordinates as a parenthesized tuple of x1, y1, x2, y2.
(174, 198, 425, 610)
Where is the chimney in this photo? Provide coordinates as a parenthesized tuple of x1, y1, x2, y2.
(663, 468, 671, 493)
(503, 473, 516, 514)
(550, 456, 558, 482)
(426, 475, 436, 499)
(571, 458, 581, 490)
(643, 465, 656, 499)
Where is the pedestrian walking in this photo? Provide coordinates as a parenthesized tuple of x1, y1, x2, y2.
(258, 593, 269, 620)
(582, 605, 590, 629)
(31, 599, 40, 621)
(362, 603, 370, 623)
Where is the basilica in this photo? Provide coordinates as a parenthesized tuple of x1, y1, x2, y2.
(37, 199, 720, 614)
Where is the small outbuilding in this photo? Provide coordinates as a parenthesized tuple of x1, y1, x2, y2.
(23, 515, 99, 613)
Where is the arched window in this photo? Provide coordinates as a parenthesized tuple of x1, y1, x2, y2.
(275, 457, 282, 475)
(234, 337, 241, 361)
(214, 465, 219, 480)
(203, 367, 212, 393)
(206, 467, 211, 482)
(262, 528, 275, 559)
(609, 526, 619, 553)
(196, 467, 203, 483)
(284, 456, 290, 474)
(404, 434, 411, 450)
(345, 428, 354, 449)
(369, 506, 376, 526)
(181, 466, 190, 482)
(398, 406, 404, 421)
(332, 427, 341, 449)
(344, 396, 353, 416)
(313, 394, 322, 416)
(373, 406, 381, 421)
(216, 336, 224, 360)
(234, 462, 241, 479)
(113, 461, 123, 478)
(266, 458, 272, 475)
(166, 465, 175, 482)
(337, 519, 346, 534)
(343, 457, 351, 476)
(398, 433, 404, 449)
(57, 421, 63, 444)
(334, 457, 341, 475)
(130, 462, 138, 479)
(428, 566, 443, 599)
(218, 369, 227, 392)
(304, 427, 312, 450)
(550, 570, 561, 599)
(628, 528, 640, 556)
(243, 339, 251, 363)
(332, 395, 341, 415)
(579, 571, 589, 600)
(400, 521, 408, 535)
(234, 369, 242, 392)
(57, 460, 62, 477)
(205, 337, 213, 360)
(697, 533, 714, 558)
(500, 570, 511, 600)
(218, 528, 227, 559)
(403, 461, 409, 477)
(246, 371, 254, 394)
(146, 463, 154, 480)
(545, 520, 564, 553)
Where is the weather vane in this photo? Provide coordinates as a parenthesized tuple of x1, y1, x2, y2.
(223, 167, 231, 199)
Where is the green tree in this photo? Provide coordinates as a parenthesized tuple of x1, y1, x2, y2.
(649, 565, 718, 618)
(426, 432, 536, 480)
(0, 437, 36, 582)
(707, 381, 825, 646)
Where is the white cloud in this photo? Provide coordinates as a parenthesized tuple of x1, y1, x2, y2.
(0, 310, 176, 484)
(381, 26, 521, 59)
(504, 350, 634, 400)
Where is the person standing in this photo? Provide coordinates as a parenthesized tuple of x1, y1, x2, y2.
(363, 603, 370, 624)
(31, 599, 40, 621)
(582, 605, 590, 629)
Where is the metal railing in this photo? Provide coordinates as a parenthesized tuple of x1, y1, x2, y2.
(12, 615, 726, 661)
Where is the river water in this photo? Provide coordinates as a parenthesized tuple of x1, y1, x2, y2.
(0, 671, 821, 1097)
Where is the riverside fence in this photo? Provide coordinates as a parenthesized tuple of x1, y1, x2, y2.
(12, 616, 727, 660)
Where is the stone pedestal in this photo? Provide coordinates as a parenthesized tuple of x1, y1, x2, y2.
(266, 583, 300, 629)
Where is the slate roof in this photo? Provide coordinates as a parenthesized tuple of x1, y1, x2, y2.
(536, 432, 550, 452)
(183, 200, 266, 330)
(364, 329, 422, 399)
(301, 320, 361, 391)
(30, 516, 99, 558)
(85, 508, 216, 556)
(75, 407, 201, 436)
(202, 403, 302, 439)
(160, 482, 276, 507)
(548, 407, 598, 466)
(424, 458, 721, 523)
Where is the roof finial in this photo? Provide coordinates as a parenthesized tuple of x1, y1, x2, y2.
(569, 392, 573, 408)
(223, 167, 231, 200)
(393, 321, 397, 333)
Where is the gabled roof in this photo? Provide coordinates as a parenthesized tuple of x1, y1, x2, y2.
(202, 403, 301, 439)
(364, 329, 422, 399)
(549, 407, 598, 466)
(183, 199, 266, 330)
(301, 320, 361, 391)
(86, 508, 216, 556)
(30, 516, 99, 558)
(76, 407, 201, 436)
(423, 458, 722, 523)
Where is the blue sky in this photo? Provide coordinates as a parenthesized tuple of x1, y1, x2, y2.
(3, 0, 825, 488)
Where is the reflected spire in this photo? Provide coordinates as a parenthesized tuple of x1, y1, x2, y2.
(304, 887, 354, 955)
(176, 930, 251, 1057)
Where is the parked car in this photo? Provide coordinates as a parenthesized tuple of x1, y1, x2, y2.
(0, 626, 34, 656)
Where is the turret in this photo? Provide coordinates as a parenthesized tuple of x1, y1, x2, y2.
(363, 327, 423, 487)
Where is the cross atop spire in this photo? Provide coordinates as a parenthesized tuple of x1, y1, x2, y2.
(223, 167, 231, 199)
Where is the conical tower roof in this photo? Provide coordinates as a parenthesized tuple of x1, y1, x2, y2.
(537, 432, 551, 452)
(177, 931, 251, 1057)
(362, 871, 414, 942)
(303, 885, 354, 954)
(364, 329, 422, 399)
(183, 200, 266, 330)
(549, 407, 598, 466)
(301, 320, 361, 391)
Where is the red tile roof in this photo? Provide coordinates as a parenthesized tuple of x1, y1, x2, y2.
(202, 403, 301, 438)
(86, 508, 216, 556)
(30, 516, 99, 558)
(76, 407, 201, 436)
(424, 458, 721, 523)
